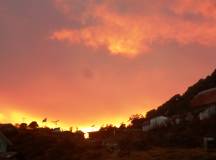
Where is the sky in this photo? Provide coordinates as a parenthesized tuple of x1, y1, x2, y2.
(0, 0, 216, 132)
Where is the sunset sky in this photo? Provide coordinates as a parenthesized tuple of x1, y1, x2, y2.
(0, 0, 216, 132)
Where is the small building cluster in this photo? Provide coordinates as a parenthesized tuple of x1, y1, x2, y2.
(142, 87, 216, 132)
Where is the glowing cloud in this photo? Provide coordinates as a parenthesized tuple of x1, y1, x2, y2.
(51, 0, 216, 57)
(51, 4, 147, 57)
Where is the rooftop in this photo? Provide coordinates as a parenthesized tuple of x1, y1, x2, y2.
(191, 87, 216, 107)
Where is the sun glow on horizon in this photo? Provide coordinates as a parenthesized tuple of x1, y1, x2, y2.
(0, 106, 131, 136)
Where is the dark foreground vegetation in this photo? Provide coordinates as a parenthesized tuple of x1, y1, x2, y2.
(0, 121, 216, 160)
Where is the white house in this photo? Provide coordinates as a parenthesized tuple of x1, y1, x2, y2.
(142, 116, 169, 132)
(199, 105, 216, 120)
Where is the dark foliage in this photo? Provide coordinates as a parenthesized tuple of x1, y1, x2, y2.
(28, 121, 39, 129)
(19, 123, 27, 130)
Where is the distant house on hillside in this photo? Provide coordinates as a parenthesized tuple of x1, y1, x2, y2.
(199, 106, 216, 120)
(191, 87, 216, 120)
(142, 116, 169, 132)
(142, 121, 151, 132)
(52, 128, 61, 133)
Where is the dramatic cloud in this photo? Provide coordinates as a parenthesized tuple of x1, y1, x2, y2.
(51, 0, 216, 57)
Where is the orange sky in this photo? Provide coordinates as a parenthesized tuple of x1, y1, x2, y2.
(0, 0, 216, 132)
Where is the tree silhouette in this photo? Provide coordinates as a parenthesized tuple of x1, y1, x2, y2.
(19, 123, 27, 129)
(129, 114, 145, 129)
(28, 121, 39, 129)
(119, 123, 126, 129)
(146, 109, 157, 119)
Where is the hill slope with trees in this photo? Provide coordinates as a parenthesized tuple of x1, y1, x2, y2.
(146, 69, 216, 119)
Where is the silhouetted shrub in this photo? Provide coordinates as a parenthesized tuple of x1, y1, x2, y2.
(28, 121, 39, 129)
(19, 123, 27, 130)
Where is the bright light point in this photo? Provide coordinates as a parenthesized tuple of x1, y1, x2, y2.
(80, 126, 100, 139)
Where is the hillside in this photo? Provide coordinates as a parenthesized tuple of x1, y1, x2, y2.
(146, 69, 216, 119)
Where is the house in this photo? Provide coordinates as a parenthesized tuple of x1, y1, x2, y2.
(52, 128, 61, 133)
(191, 87, 216, 107)
(150, 116, 169, 128)
(191, 87, 216, 120)
(0, 132, 12, 153)
(142, 116, 169, 132)
(199, 105, 216, 120)
(142, 121, 151, 132)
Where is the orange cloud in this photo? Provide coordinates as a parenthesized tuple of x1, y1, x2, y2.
(51, 4, 148, 57)
(172, 0, 216, 19)
(51, 0, 216, 57)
